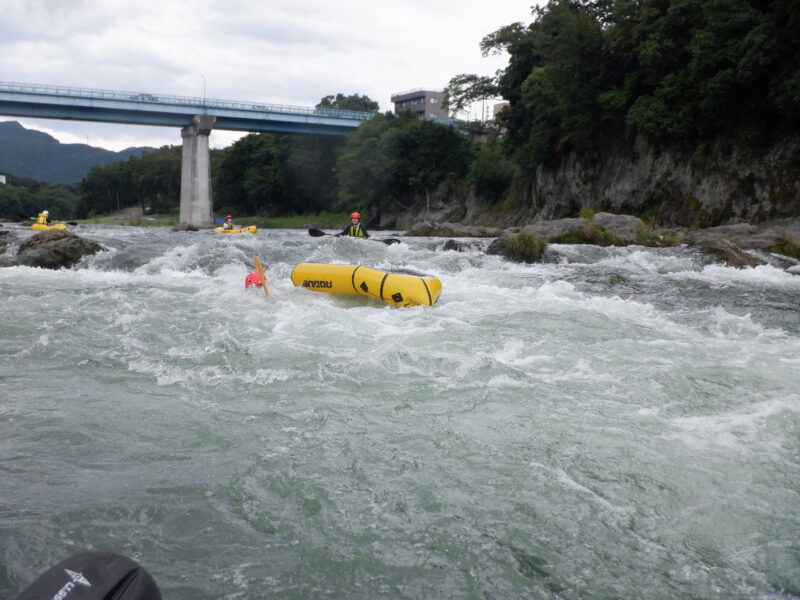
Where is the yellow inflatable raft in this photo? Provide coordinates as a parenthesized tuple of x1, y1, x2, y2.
(31, 223, 68, 231)
(291, 263, 442, 307)
(213, 225, 257, 235)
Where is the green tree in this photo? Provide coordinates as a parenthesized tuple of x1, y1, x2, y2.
(444, 74, 498, 117)
(0, 174, 80, 220)
(285, 135, 343, 212)
(213, 133, 295, 216)
(468, 138, 514, 200)
(78, 147, 180, 217)
(456, 0, 800, 171)
(317, 93, 379, 112)
(337, 112, 473, 214)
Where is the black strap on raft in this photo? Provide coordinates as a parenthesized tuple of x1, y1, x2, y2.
(15, 551, 161, 600)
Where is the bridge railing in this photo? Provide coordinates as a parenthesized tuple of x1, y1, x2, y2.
(0, 81, 377, 122)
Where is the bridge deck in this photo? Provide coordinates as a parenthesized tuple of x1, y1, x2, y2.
(0, 81, 375, 136)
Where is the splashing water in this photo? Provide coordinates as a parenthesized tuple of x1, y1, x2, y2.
(1, 225, 798, 599)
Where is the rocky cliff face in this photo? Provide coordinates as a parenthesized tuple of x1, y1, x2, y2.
(518, 136, 800, 227)
(376, 137, 800, 230)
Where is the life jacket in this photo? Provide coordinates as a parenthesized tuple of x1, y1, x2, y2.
(37, 213, 48, 225)
(348, 224, 365, 238)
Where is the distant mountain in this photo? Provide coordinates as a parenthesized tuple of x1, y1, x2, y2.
(0, 120, 155, 184)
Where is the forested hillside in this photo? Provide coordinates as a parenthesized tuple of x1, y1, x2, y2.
(441, 0, 800, 224)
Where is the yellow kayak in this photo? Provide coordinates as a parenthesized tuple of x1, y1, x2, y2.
(214, 225, 257, 235)
(31, 223, 68, 231)
(291, 263, 442, 307)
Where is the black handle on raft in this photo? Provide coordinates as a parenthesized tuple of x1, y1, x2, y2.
(15, 551, 161, 600)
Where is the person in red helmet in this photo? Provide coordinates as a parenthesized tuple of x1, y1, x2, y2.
(222, 214, 240, 231)
(244, 272, 262, 288)
(333, 212, 371, 239)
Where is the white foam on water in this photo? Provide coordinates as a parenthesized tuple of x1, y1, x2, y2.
(3, 227, 799, 600)
(668, 396, 800, 454)
(528, 461, 630, 516)
(669, 263, 800, 288)
(697, 306, 794, 341)
(595, 247, 700, 274)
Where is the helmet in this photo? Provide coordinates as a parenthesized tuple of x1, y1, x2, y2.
(43, 210, 49, 215)
(225, 215, 232, 219)
(350, 212, 361, 220)
(244, 272, 262, 288)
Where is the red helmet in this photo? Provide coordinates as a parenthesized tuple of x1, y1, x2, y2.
(225, 215, 232, 220)
(244, 272, 261, 288)
(350, 212, 361, 220)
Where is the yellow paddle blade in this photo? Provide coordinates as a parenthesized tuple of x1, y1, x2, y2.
(254, 256, 269, 295)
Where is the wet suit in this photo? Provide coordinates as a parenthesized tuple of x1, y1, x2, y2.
(337, 223, 370, 238)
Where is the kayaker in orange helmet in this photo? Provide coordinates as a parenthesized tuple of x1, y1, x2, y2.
(333, 212, 371, 239)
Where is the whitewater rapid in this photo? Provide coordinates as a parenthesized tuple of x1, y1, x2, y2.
(1, 224, 798, 599)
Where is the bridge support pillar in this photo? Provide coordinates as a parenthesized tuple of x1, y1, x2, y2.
(179, 115, 216, 228)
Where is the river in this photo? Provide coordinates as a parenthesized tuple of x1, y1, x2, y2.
(1, 224, 798, 599)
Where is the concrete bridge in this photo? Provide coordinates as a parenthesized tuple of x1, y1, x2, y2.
(0, 81, 375, 226)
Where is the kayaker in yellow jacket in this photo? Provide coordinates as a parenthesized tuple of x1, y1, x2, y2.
(333, 212, 371, 239)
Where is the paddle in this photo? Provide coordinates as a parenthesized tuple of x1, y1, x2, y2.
(15, 551, 161, 600)
(216, 217, 245, 230)
(307, 228, 402, 245)
(254, 256, 269, 294)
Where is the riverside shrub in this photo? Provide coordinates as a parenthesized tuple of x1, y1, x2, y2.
(503, 232, 547, 263)
(550, 224, 623, 246)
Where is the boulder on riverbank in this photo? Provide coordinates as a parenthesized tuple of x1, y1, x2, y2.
(3, 230, 104, 269)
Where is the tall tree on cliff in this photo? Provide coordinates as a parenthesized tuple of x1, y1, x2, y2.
(447, 0, 800, 170)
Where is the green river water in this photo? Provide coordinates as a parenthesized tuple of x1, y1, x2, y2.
(1, 225, 798, 599)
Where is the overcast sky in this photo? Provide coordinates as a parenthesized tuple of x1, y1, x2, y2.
(0, 0, 540, 151)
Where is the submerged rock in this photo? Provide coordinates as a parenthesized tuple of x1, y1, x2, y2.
(689, 237, 765, 269)
(406, 221, 502, 237)
(0, 229, 15, 255)
(12, 230, 104, 269)
(441, 239, 465, 251)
